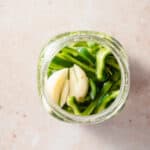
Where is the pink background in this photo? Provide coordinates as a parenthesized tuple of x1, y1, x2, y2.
(0, 0, 150, 149)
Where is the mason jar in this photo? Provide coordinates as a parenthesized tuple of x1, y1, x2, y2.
(37, 31, 130, 124)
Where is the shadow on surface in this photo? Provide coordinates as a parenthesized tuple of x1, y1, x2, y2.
(82, 57, 150, 149)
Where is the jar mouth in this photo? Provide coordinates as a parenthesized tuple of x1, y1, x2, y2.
(38, 31, 130, 124)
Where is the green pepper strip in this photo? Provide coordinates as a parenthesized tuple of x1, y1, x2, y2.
(76, 47, 95, 65)
(63, 47, 95, 66)
(61, 47, 79, 57)
(93, 81, 113, 113)
(67, 96, 96, 116)
(49, 63, 65, 70)
(106, 56, 119, 70)
(106, 67, 113, 76)
(111, 80, 121, 90)
(100, 81, 113, 95)
(87, 41, 100, 54)
(89, 78, 96, 100)
(67, 96, 81, 115)
(47, 61, 66, 77)
(47, 54, 73, 76)
(47, 69, 53, 77)
(82, 101, 97, 116)
(51, 55, 73, 67)
(58, 52, 95, 73)
(63, 105, 73, 113)
(96, 48, 111, 81)
(111, 70, 121, 82)
(95, 90, 119, 113)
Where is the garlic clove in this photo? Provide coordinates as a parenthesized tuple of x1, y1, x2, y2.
(69, 64, 89, 102)
(60, 79, 69, 107)
(69, 67, 77, 99)
(45, 68, 68, 104)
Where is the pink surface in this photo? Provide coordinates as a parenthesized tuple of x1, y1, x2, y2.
(0, 0, 150, 150)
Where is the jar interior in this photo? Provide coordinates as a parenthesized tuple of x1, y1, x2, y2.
(38, 31, 130, 124)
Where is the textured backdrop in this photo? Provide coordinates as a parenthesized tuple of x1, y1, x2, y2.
(0, 0, 150, 150)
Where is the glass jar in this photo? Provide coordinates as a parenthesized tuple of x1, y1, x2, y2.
(37, 31, 130, 124)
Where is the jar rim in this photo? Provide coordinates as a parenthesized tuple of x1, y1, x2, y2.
(38, 31, 130, 124)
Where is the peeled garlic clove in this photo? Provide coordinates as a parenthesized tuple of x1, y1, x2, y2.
(60, 79, 69, 107)
(45, 68, 68, 104)
(69, 67, 77, 98)
(69, 64, 88, 102)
